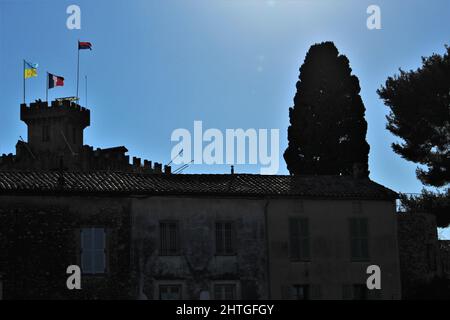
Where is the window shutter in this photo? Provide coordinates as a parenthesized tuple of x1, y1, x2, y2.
(299, 218, 310, 260)
(160, 222, 167, 254)
(350, 218, 369, 260)
(81, 228, 93, 273)
(289, 218, 300, 260)
(160, 222, 179, 255)
(225, 223, 233, 254)
(216, 223, 223, 254)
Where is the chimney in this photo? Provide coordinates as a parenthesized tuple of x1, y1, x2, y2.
(154, 162, 162, 174)
(144, 160, 152, 171)
(231, 165, 235, 175)
(164, 165, 172, 175)
(133, 157, 141, 167)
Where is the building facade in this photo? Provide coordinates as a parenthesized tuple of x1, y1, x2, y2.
(0, 171, 401, 300)
(268, 198, 401, 300)
(0, 101, 403, 299)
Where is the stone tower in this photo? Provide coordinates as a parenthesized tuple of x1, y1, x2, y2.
(0, 99, 168, 173)
(21, 100, 90, 155)
(16, 99, 90, 170)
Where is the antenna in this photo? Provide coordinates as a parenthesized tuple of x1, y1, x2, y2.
(85, 75, 88, 108)
(167, 148, 183, 166)
(60, 130, 77, 156)
(173, 160, 193, 174)
(173, 164, 189, 174)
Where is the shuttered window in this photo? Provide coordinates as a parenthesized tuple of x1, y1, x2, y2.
(81, 228, 106, 274)
(289, 217, 310, 261)
(216, 221, 236, 255)
(214, 284, 237, 300)
(160, 221, 179, 255)
(349, 218, 369, 260)
(291, 285, 309, 300)
(159, 285, 182, 300)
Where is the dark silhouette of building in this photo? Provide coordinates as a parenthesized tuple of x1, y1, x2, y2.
(0, 100, 406, 300)
(0, 171, 401, 299)
(0, 99, 169, 174)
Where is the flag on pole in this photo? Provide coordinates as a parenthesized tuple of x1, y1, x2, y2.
(76, 40, 92, 100)
(48, 73, 64, 89)
(78, 41, 93, 50)
(24, 61, 38, 79)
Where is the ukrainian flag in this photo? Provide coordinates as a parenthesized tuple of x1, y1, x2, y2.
(24, 61, 38, 79)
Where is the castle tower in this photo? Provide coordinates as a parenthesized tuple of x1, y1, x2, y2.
(20, 100, 90, 155)
(1, 99, 169, 173)
(11, 99, 91, 170)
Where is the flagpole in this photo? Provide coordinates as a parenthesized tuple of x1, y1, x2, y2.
(46, 72, 49, 102)
(76, 40, 80, 101)
(85, 75, 88, 108)
(23, 59, 26, 104)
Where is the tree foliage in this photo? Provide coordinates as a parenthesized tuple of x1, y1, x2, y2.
(377, 46, 450, 187)
(399, 189, 450, 228)
(284, 41, 370, 177)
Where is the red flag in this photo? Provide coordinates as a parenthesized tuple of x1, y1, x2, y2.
(78, 41, 93, 50)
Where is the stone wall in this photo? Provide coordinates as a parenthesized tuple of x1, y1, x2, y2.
(440, 240, 450, 279)
(0, 195, 132, 299)
(397, 212, 441, 298)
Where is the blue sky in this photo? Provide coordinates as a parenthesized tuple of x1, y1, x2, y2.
(0, 0, 449, 236)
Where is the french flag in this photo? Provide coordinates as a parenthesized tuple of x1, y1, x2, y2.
(78, 41, 93, 50)
(48, 73, 64, 89)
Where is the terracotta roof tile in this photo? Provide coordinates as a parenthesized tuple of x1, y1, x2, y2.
(0, 171, 397, 199)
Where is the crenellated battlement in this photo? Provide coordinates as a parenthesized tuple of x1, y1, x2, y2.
(20, 99, 90, 129)
(130, 157, 170, 174)
(0, 153, 16, 165)
(1, 100, 170, 174)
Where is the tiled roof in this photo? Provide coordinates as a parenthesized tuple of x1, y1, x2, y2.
(0, 171, 397, 199)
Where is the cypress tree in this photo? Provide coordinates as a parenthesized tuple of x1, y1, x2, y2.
(284, 41, 370, 177)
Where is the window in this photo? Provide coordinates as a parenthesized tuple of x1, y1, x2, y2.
(216, 221, 236, 255)
(159, 285, 182, 300)
(349, 218, 369, 260)
(214, 284, 237, 300)
(81, 228, 106, 274)
(289, 217, 310, 261)
(160, 221, 179, 255)
(291, 284, 310, 300)
(42, 125, 50, 142)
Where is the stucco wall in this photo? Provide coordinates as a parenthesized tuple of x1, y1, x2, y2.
(131, 196, 269, 300)
(0, 194, 402, 300)
(267, 199, 401, 300)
